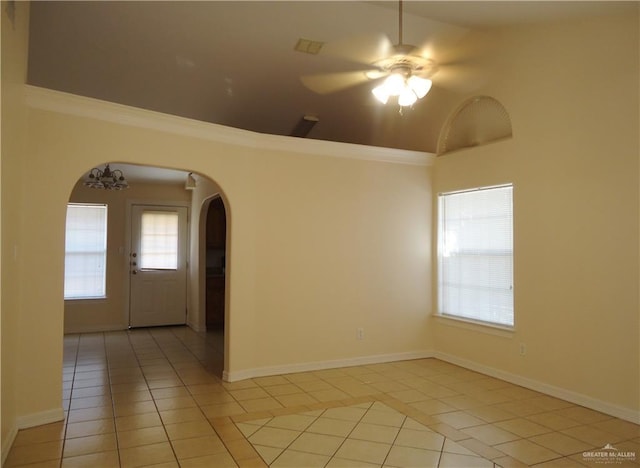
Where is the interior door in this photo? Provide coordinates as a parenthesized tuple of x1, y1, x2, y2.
(129, 204, 188, 328)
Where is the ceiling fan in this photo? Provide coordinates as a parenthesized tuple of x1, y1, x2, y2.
(300, 0, 441, 107)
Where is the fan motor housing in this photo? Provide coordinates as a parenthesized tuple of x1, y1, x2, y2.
(373, 50, 438, 78)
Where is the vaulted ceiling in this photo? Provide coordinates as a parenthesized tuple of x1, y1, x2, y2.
(27, 1, 633, 155)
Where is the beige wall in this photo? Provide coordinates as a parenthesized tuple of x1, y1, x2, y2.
(433, 11, 639, 416)
(1, 0, 31, 457)
(65, 181, 192, 333)
(2, 3, 639, 457)
(10, 97, 433, 433)
(247, 151, 433, 367)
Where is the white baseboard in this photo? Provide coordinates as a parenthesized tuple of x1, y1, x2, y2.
(223, 349, 639, 424)
(434, 351, 640, 424)
(1, 425, 18, 465)
(187, 321, 205, 333)
(64, 324, 127, 334)
(2, 409, 65, 463)
(16, 408, 65, 430)
(223, 350, 435, 382)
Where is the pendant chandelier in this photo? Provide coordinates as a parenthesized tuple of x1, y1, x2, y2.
(84, 164, 129, 190)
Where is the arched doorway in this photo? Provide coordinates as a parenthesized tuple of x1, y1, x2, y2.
(203, 195, 227, 376)
(64, 163, 197, 334)
(63, 163, 230, 359)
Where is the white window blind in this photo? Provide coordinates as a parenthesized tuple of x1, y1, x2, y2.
(140, 211, 179, 270)
(64, 204, 107, 299)
(438, 184, 514, 327)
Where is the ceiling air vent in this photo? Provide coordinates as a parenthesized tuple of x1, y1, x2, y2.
(290, 115, 319, 138)
(294, 38, 324, 55)
(437, 96, 512, 156)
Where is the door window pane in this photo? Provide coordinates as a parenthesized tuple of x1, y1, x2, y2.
(140, 211, 179, 270)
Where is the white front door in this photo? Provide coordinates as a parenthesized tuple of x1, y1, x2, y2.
(129, 204, 188, 328)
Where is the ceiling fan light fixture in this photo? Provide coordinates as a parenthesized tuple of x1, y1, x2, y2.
(384, 73, 406, 96)
(398, 86, 418, 107)
(408, 75, 432, 99)
(372, 84, 390, 104)
(368, 0, 437, 108)
(372, 72, 432, 107)
(372, 71, 407, 104)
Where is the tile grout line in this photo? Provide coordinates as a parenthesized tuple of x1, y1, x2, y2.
(133, 328, 186, 466)
(60, 333, 80, 467)
(148, 327, 263, 467)
(378, 401, 409, 468)
(234, 397, 495, 467)
(42, 329, 640, 468)
(250, 401, 326, 465)
(103, 332, 123, 468)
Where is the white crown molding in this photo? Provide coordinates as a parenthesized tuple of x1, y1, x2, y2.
(24, 85, 435, 167)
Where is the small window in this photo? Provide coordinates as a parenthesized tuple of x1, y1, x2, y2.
(140, 211, 179, 270)
(64, 203, 107, 299)
(437, 184, 514, 327)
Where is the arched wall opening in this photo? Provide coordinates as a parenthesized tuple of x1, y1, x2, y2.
(63, 162, 231, 382)
(198, 192, 229, 377)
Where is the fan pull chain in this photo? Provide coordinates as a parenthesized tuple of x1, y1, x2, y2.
(398, 104, 414, 116)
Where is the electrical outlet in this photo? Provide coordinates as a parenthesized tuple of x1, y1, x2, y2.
(357, 328, 364, 340)
(519, 342, 526, 356)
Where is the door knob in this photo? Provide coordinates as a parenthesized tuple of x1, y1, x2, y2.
(132, 270, 137, 275)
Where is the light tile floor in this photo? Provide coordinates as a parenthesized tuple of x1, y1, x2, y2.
(5, 326, 640, 467)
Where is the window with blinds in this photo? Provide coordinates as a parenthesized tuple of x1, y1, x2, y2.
(64, 203, 108, 299)
(437, 184, 514, 327)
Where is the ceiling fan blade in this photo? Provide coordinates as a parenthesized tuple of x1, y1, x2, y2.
(422, 30, 494, 93)
(300, 70, 380, 95)
(431, 60, 490, 93)
(319, 33, 394, 66)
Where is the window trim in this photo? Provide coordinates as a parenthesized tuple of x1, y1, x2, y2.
(433, 312, 515, 336)
(436, 183, 514, 329)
